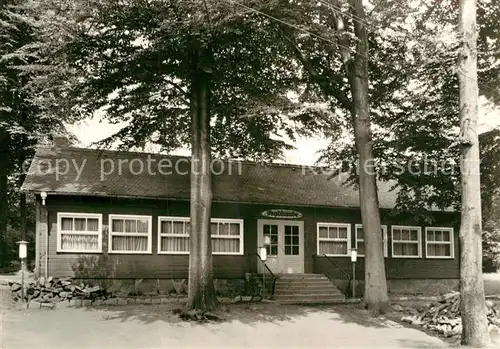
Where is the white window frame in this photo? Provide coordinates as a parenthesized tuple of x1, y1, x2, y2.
(317, 222, 351, 257)
(391, 225, 422, 258)
(157, 216, 244, 256)
(57, 212, 103, 253)
(355, 224, 388, 257)
(210, 218, 244, 256)
(108, 214, 152, 254)
(157, 216, 190, 255)
(425, 227, 454, 259)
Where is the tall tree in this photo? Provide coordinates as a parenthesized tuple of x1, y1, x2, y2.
(0, 0, 79, 267)
(480, 129, 500, 272)
(57, 0, 330, 311)
(187, 39, 216, 310)
(457, 0, 491, 345)
(346, 0, 388, 313)
(266, 0, 389, 312)
(319, 0, 500, 219)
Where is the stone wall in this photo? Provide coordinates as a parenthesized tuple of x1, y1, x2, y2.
(387, 279, 459, 296)
(330, 278, 459, 297)
(71, 276, 266, 298)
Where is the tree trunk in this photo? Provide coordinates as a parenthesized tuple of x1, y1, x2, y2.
(186, 42, 217, 311)
(0, 128, 9, 268)
(349, 0, 389, 314)
(458, 0, 491, 345)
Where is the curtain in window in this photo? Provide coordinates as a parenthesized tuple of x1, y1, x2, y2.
(172, 221, 185, 234)
(427, 244, 450, 257)
(112, 219, 124, 233)
(124, 219, 137, 233)
(357, 241, 365, 255)
(162, 237, 189, 252)
(74, 218, 86, 231)
(61, 234, 98, 250)
(212, 238, 239, 253)
(219, 223, 229, 236)
(61, 218, 73, 230)
(111, 236, 148, 251)
(229, 224, 239, 236)
(393, 242, 418, 256)
(319, 241, 347, 255)
(87, 219, 99, 232)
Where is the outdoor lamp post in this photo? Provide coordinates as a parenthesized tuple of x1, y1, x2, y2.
(16, 240, 28, 304)
(260, 235, 271, 294)
(351, 248, 357, 299)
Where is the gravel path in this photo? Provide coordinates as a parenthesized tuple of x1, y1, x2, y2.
(0, 302, 449, 349)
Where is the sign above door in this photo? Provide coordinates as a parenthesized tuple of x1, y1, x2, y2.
(261, 209, 303, 219)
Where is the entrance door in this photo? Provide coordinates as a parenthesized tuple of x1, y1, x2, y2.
(257, 220, 304, 274)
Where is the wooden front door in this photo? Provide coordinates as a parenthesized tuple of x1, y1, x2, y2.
(257, 219, 304, 274)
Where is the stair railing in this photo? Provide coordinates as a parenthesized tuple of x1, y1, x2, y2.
(314, 253, 353, 296)
(249, 252, 277, 297)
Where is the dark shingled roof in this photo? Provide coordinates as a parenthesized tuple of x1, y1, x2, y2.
(21, 146, 400, 209)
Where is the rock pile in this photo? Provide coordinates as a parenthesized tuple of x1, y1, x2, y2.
(399, 292, 500, 340)
(9, 276, 106, 303)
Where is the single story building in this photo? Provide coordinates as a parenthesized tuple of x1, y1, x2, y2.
(21, 138, 460, 296)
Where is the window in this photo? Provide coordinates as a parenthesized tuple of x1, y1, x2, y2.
(284, 225, 300, 255)
(263, 224, 278, 256)
(392, 225, 422, 258)
(109, 214, 152, 253)
(158, 217, 244, 255)
(158, 216, 190, 254)
(355, 224, 388, 257)
(317, 223, 351, 256)
(210, 219, 244, 255)
(57, 213, 102, 253)
(426, 227, 454, 258)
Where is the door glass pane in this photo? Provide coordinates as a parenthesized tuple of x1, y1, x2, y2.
(284, 225, 299, 256)
(263, 224, 278, 256)
(270, 245, 278, 255)
(270, 234, 278, 244)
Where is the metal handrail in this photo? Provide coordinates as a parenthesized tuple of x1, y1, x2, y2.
(250, 252, 277, 296)
(314, 253, 352, 281)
